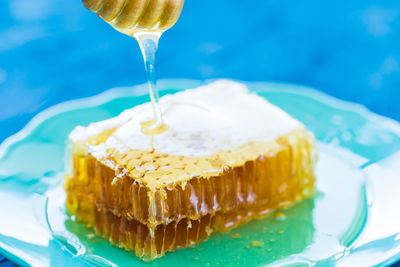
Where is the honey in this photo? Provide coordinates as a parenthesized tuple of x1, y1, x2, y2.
(251, 240, 265, 248)
(81, 0, 185, 132)
(64, 81, 317, 260)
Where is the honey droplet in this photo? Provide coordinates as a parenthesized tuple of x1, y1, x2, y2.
(86, 233, 95, 239)
(140, 119, 168, 135)
(273, 211, 286, 221)
(251, 240, 264, 248)
(231, 233, 242, 239)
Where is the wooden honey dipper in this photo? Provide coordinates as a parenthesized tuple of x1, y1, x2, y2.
(82, 0, 185, 134)
(83, 0, 184, 35)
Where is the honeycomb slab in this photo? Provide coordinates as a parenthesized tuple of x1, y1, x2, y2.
(64, 80, 317, 260)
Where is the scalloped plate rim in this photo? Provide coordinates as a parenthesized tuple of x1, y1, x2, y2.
(0, 79, 400, 267)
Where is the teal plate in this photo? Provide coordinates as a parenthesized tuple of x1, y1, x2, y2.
(1, 80, 400, 267)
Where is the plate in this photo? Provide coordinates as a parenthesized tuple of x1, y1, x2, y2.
(1, 80, 400, 267)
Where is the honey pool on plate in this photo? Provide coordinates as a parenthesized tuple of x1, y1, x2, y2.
(1, 80, 400, 266)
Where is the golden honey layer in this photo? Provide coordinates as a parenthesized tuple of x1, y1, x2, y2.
(82, 0, 184, 34)
(69, 189, 308, 261)
(65, 127, 316, 260)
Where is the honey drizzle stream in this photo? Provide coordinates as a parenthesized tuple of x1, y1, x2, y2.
(81, 0, 184, 143)
(134, 32, 168, 138)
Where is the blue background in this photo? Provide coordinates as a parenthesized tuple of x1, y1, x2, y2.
(1, 0, 400, 265)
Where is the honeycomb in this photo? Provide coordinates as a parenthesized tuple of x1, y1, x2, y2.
(65, 127, 316, 260)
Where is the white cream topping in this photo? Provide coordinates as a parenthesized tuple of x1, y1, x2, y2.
(70, 80, 302, 157)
